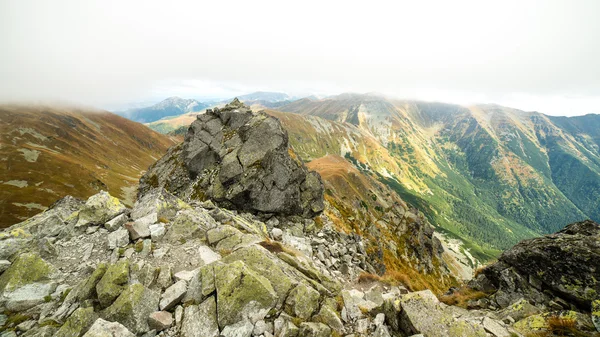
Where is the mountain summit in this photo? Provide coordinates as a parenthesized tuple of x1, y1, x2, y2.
(139, 98, 325, 217)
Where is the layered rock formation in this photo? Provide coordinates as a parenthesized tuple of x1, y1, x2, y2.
(139, 98, 324, 218)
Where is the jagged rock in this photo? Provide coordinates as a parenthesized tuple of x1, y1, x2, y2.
(165, 208, 216, 243)
(0, 260, 11, 273)
(138, 99, 324, 218)
(215, 260, 277, 328)
(284, 283, 320, 319)
(130, 188, 190, 221)
(155, 265, 173, 290)
(221, 320, 254, 337)
(96, 260, 129, 307)
(274, 316, 300, 337)
(66, 263, 108, 304)
(21, 325, 57, 336)
(82, 318, 135, 337)
(198, 245, 221, 266)
(314, 298, 344, 332)
(75, 191, 127, 228)
(398, 290, 487, 337)
(5, 281, 57, 311)
(0, 252, 52, 290)
(148, 311, 173, 331)
(149, 223, 166, 240)
(107, 228, 129, 249)
(298, 322, 332, 337)
(159, 280, 187, 311)
(0, 229, 31, 260)
(482, 317, 510, 337)
(102, 283, 160, 334)
(105, 213, 128, 232)
(221, 245, 297, 307)
(174, 270, 195, 283)
(54, 307, 97, 337)
(180, 296, 219, 337)
(125, 213, 155, 240)
(471, 220, 600, 309)
(253, 320, 273, 336)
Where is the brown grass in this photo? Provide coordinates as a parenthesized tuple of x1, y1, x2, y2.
(524, 315, 590, 337)
(357, 272, 382, 283)
(439, 287, 488, 308)
(259, 239, 298, 256)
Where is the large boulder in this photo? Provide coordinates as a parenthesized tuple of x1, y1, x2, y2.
(138, 99, 324, 218)
(82, 318, 135, 337)
(0, 252, 54, 294)
(470, 220, 600, 310)
(102, 283, 160, 334)
(96, 260, 129, 307)
(397, 290, 487, 337)
(54, 307, 97, 337)
(214, 260, 278, 328)
(180, 296, 220, 337)
(75, 191, 127, 228)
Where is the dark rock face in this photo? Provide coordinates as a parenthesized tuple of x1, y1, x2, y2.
(470, 220, 600, 310)
(139, 98, 324, 218)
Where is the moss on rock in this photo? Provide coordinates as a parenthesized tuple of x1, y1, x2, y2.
(96, 260, 129, 307)
(0, 252, 53, 293)
(55, 307, 97, 337)
(215, 260, 277, 328)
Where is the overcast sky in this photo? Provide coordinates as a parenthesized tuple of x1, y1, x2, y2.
(1, 0, 600, 116)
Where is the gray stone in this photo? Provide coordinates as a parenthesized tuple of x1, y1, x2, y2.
(198, 245, 221, 266)
(75, 191, 127, 228)
(159, 280, 187, 311)
(271, 228, 283, 241)
(221, 320, 254, 337)
(103, 284, 160, 334)
(0, 260, 11, 273)
(148, 311, 173, 331)
(482, 317, 510, 337)
(180, 297, 219, 337)
(125, 213, 155, 240)
(82, 318, 135, 337)
(298, 322, 331, 337)
(149, 223, 166, 240)
(107, 227, 129, 249)
(105, 213, 128, 231)
(5, 282, 57, 311)
(174, 270, 196, 282)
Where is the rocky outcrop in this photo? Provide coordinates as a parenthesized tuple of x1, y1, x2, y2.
(470, 220, 600, 311)
(139, 98, 324, 218)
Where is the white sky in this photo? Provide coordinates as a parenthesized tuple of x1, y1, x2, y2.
(1, 0, 600, 116)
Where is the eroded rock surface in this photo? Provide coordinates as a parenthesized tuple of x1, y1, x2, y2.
(139, 98, 324, 218)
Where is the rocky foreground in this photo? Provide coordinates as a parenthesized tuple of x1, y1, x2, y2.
(0, 100, 599, 336)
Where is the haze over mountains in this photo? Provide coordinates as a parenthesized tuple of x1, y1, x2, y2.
(136, 92, 600, 259)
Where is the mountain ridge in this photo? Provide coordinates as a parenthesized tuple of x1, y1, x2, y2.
(0, 104, 178, 228)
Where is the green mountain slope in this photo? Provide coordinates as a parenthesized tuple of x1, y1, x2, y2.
(275, 95, 599, 256)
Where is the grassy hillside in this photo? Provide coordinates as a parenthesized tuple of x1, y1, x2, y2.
(276, 95, 599, 256)
(0, 105, 177, 227)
